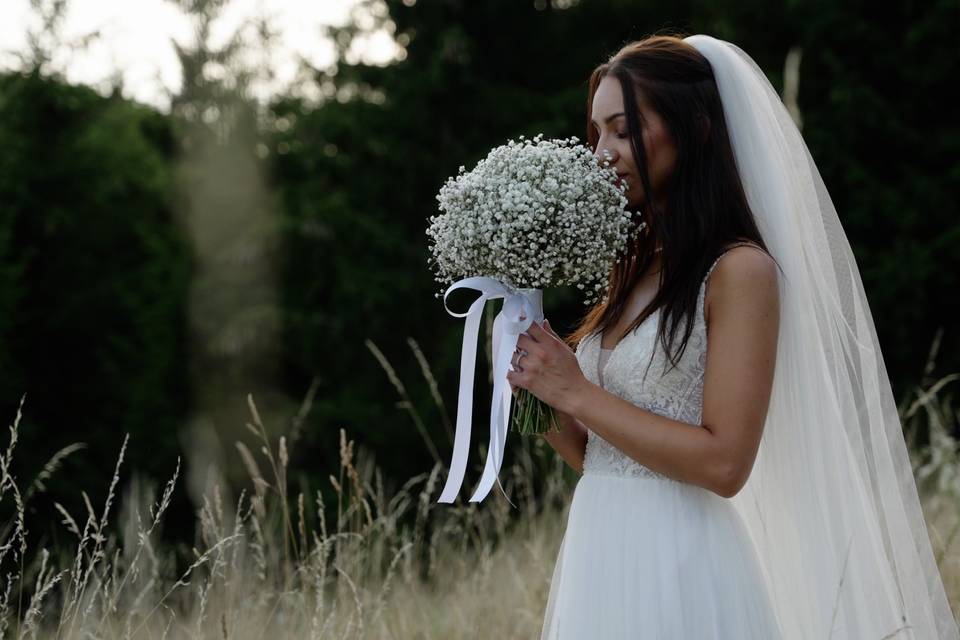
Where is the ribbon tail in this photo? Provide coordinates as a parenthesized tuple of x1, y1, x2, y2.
(470, 316, 519, 503)
(491, 304, 503, 385)
(488, 305, 518, 509)
(495, 379, 518, 510)
(437, 294, 487, 503)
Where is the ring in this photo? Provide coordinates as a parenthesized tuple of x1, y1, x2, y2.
(514, 348, 528, 369)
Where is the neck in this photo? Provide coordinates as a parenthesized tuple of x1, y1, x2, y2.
(645, 246, 663, 276)
(639, 222, 662, 255)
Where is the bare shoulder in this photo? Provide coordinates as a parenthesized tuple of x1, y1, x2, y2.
(705, 244, 779, 325)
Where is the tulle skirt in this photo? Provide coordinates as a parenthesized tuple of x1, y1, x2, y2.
(540, 471, 784, 639)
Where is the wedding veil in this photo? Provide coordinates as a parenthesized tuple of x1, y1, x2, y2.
(682, 34, 958, 638)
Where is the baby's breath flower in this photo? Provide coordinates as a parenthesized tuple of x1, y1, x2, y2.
(426, 135, 640, 306)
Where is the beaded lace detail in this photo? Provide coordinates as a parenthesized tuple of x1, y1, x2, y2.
(578, 244, 756, 480)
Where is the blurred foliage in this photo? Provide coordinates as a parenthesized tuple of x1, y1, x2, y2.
(168, 0, 295, 500)
(0, 0, 957, 536)
(0, 70, 192, 526)
(273, 0, 959, 482)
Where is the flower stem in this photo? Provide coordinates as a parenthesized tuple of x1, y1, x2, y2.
(510, 389, 561, 435)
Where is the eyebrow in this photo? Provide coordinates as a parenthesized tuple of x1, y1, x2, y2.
(590, 112, 625, 126)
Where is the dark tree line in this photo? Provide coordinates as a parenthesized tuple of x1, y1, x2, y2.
(0, 0, 956, 538)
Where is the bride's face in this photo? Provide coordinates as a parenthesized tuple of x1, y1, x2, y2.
(591, 75, 677, 212)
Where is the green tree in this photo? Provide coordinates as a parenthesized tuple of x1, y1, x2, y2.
(0, 71, 192, 516)
(271, 0, 958, 488)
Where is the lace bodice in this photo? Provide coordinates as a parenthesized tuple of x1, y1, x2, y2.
(577, 245, 754, 480)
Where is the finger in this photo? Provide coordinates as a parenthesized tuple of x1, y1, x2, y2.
(527, 323, 562, 353)
(526, 321, 553, 342)
(542, 321, 571, 353)
(516, 333, 538, 353)
(543, 318, 558, 336)
(519, 323, 540, 343)
(517, 337, 547, 363)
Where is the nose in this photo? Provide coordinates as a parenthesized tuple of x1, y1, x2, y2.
(595, 146, 618, 167)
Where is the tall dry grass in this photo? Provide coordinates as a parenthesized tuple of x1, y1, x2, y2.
(0, 332, 957, 638)
(903, 330, 960, 608)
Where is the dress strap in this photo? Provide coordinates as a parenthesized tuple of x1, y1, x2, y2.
(702, 240, 764, 285)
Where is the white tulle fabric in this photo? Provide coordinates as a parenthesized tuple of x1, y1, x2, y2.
(541, 34, 958, 639)
(541, 246, 785, 639)
(683, 35, 958, 639)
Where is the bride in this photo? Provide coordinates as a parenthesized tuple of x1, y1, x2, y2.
(506, 34, 959, 639)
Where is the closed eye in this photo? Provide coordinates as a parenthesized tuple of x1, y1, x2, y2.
(591, 121, 629, 140)
(590, 112, 626, 127)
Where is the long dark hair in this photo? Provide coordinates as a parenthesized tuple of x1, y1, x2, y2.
(567, 34, 775, 373)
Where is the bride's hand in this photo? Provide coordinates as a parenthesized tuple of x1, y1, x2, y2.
(507, 318, 587, 415)
(507, 312, 556, 396)
(509, 311, 527, 396)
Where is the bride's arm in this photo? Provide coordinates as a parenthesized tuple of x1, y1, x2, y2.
(539, 410, 588, 474)
(525, 246, 779, 498)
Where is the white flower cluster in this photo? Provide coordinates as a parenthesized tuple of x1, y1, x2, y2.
(426, 134, 642, 306)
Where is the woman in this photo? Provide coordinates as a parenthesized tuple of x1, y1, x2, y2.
(506, 35, 958, 639)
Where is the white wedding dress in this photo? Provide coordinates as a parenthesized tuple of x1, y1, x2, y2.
(540, 243, 784, 639)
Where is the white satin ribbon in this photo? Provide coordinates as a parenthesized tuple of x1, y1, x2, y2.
(436, 276, 544, 505)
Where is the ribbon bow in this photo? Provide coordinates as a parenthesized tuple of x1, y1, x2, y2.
(436, 276, 544, 505)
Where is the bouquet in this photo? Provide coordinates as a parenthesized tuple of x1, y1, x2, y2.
(427, 134, 641, 503)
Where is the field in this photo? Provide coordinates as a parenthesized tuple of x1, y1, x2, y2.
(1, 338, 957, 639)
